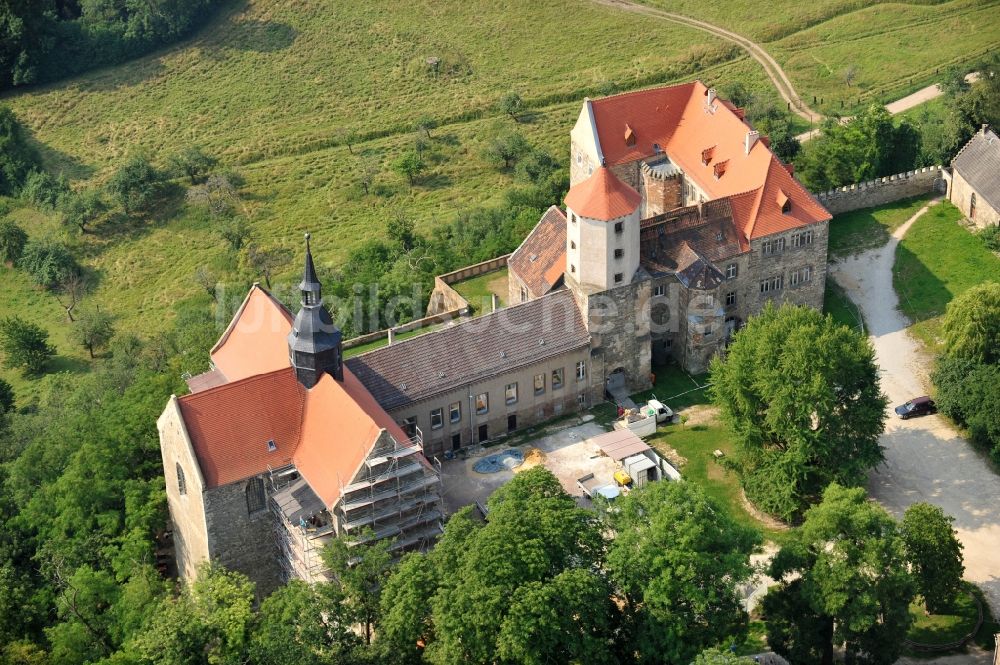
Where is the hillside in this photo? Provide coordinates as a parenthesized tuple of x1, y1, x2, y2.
(0, 0, 996, 399)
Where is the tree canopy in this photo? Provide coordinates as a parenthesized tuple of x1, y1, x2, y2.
(0, 315, 55, 375)
(710, 303, 888, 520)
(941, 281, 1000, 364)
(901, 502, 964, 613)
(607, 480, 761, 664)
(764, 484, 915, 665)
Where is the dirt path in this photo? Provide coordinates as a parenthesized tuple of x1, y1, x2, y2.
(829, 198, 1000, 619)
(588, 0, 819, 123)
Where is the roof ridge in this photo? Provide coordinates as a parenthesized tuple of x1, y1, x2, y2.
(590, 79, 699, 105)
(510, 205, 564, 261)
(356, 289, 579, 358)
(180, 365, 297, 402)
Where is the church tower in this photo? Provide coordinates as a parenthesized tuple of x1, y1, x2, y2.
(288, 233, 343, 388)
(564, 166, 642, 292)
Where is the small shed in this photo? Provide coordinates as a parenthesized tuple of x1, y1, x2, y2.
(622, 453, 659, 487)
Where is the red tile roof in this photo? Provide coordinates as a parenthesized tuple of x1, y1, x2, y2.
(178, 367, 305, 488)
(508, 205, 566, 297)
(177, 285, 414, 508)
(564, 167, 641, 221)
(210, 285, 294, 382)
(587, 80, 830, 238)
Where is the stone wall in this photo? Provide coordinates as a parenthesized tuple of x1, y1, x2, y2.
(814, 167, 946, 215)
(744, 220, 829, 315)
(157, 397, 210, 583)
(579, 278, 652, 394)
(950, 169, 1000, 229)
(639, 161, 684, 218)
(425, 255, 509, 316)
(204, 478, 286, 599)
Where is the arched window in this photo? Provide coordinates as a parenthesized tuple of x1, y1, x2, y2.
(176, 463, 187, 496)
(970, 192, 977, 220)
(246, 477, 266, 515)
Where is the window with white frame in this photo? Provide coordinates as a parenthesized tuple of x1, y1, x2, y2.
(760, 275, 784, 293)
(449, 401, 461, 423)
(505, 382, 518, 404)
(653, 284, 665, 297)
(576, 361, 586, 380)
(430, 408, 444, 430)
(726, 263, 738, 279)
(792, 229, 813, 247)
(790, 266, 812, 286)
(726, 291, 736, 306)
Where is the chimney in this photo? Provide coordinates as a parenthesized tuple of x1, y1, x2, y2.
(745, 130, 759, 155)
(706, 88, 717, 106)
(982, 123, 990, 135)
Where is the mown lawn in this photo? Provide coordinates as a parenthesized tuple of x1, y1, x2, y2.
(824, 278, 864, 332)
(827, 194, 932, 259)
(629, 364, 789, 543)
(906, 588, 980, 647)
(893, 201, 1000, 353)
(450, 268, 508, 316)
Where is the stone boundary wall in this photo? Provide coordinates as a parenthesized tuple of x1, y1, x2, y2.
(343, 254, 510, 350)
(813, 166, 947, 215)
(426, 254, 510, 316)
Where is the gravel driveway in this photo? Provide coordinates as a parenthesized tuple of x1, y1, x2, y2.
(829, 198, 1000, 618)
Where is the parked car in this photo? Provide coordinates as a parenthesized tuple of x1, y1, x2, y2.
(646, 399, 674, 423)
(894, 396, 937, 419)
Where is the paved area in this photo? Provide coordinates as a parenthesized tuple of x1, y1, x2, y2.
(829, 198, 1000, 618)
(439, 421, 615, 513)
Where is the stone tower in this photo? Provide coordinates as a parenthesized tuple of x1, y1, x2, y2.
(288, 233, 343, 388)
(564, 166, 643, 292)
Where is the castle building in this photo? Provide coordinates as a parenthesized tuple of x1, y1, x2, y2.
(948, 124, 1000, 229)
(158, 81, 831, 591)
(157, 237, 442, 596)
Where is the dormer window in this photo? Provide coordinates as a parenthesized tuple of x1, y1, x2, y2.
(701, 146, 714, 165)
(713, 160, 728, 179)
(267, 439, 277, 452)
(624, 124, 636, 147)
(777, 189, 791, 214)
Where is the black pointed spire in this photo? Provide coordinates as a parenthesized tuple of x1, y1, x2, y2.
(300, 232, 322, 307)
(288, 233, 343, 387)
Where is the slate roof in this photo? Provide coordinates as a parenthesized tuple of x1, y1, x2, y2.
(347, 289, 590, 411)
(565, 167, 642, 220)
(952, 127, 1000, 211)
(583, 80, 831, 239)
(508, 205, 566, 297)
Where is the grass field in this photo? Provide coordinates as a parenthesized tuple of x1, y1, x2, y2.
(450, 268, 508, 315)
(1, 0, 996, 402)
(824, 279, 865, 332)
(827, 194, 933, 258)
(893, 201, 1000, 353)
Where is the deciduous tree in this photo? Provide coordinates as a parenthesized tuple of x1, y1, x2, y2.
(764, 484, 915, 665)
(321, 529, 393, 646)
(710, 303, 888, 520)
(483, 129, 529, 170)
(17, 237, 80, 290)
(243, 242, 291, 289)
(0, 316, 55, 375)
(72, 307, 114, 359)
(0, 106, 39, 195)
(107, 155, 161, 215)
(393, 150, 425, 186)
(59, 189, 107, 234)
(498, 91, 523, 122)
(607, 480, 760, 664)
(941, 281, 1000, 364)
(901, 503, 965, 613)
(169, 146, 217, 185)
(0, 218, 27, 264)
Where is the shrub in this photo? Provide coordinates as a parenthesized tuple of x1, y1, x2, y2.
(0, 219, 28, 264)
(107, 155, 162, 214)
(0, 316, 55, 375)
(0, 107, 40, 195)
(17, 238, 80, 289)
(19, 170, 69, 209)
(979, 224, 1000, 252)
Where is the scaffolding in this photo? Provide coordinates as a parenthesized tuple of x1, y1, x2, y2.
(268, 428, 444, 584)
(336, 427, 443, 554)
